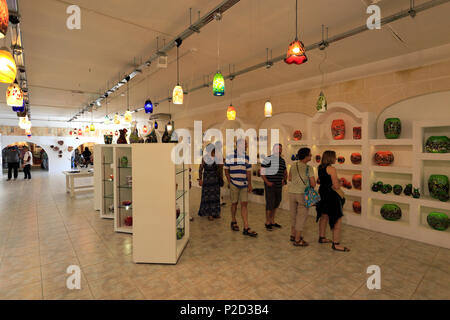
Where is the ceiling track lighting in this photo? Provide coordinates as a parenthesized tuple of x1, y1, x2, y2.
(70, 0, 241, 122)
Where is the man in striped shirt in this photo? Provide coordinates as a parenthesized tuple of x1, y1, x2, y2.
(224, 139, 257, 237)
(261, 144, 287, 231)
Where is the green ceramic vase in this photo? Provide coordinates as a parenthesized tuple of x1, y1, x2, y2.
(427, 212, 450, 231)
(425, 136, 450, 153)
(428, 175, 449, 202)
(380, 204, 402, 221)
(384, 118, 401, 139)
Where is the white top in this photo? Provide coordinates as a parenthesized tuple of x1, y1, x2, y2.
(23, 151, 33, 166)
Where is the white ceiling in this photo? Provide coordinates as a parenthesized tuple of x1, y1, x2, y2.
(0, 0, 449, 125)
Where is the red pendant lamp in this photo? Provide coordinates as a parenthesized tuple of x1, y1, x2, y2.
(284, 0, 307, 65)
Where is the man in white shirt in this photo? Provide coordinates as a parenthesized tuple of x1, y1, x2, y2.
(22, 146, 33, 180)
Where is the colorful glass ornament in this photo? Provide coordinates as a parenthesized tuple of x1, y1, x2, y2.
(284, 39, 307, 65)
(113, 113, 120, 125)
(6, 81, 23, 106)
(316, 91, 327, 113)
(213, 72, 225, 96)
(0, 48, 16, 83)
(154, 121, 158, 130)
(78, 128, 82, 136)
(124, 111, 132, 123)
(144, 100, 153, 114)
(331, 119, 345, 140)
(90, 123, 95, 132)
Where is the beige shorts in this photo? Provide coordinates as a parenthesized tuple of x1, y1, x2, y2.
(230, 183, 248, 203)
(289, 193, 309, 232)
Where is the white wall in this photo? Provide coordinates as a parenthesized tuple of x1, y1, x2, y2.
(1, 135, 103, 174)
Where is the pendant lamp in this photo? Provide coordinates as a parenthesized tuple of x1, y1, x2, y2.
(227, 105, 236, 121)
(78, 128, 82, 136)
(142, 125, 148, 134)
(113, 113, 120, 125)
(12, 101, 25, 113)
(154, 121, 158, 130)
(173, 39, 183, 104)
(284, 0, 307, 65)
(264, 100, 273, 118)
(0, 47, 15, 83)
(167, 121, 173, 133)
(19, 115, 31, 130)
(144, 99, 153, 114)
(213, 72, 225, 96)
(0, 0, 9, 39)
(85, 125, 89, 133)
(90, 123, 95, 132)
(316, 91, 327, 113)
(124, 111, 132, 123)
(6, 81, 23, 106)
(104, 115, 111, 125)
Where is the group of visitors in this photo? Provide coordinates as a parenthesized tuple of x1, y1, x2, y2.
(197, 139, 350, 252)
(4, 145, 33, 181)
(72, 147, 93, 169)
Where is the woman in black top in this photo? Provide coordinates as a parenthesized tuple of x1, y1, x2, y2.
(316, 150, 350, 252)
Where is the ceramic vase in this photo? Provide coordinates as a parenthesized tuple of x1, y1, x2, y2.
(374, 151, 394, 166)
(352, 201, 361, 214)
(331, 119, 345, 140)
(427, 212, 450, 231)
(350, 153, 362, 165)
(353, 127, 362, 140)
(352, 174, 362, 190)
(384, 118, 401, 139)
(380, 204, 402, 221)
(428, 175, 449, 202)
(393, 184, 403, 195)
(425, 136, 450, 153)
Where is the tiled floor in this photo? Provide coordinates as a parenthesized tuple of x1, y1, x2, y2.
(0, 171, 449, 300)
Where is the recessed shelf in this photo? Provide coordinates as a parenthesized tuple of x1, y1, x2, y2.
(310, 163, 362, 171)
(369, 192, 413, 205)
(369, 139, 413, 146)
(344, 189, 362, 197)
(417, 153, 450, 161)
(118, 205, 133, 210)
(417, 195, 450, 211)
(287, 140, 312, 146)
(116, 226, 132, 234)
(313, 140, 362, 146)
(369, 166, 413, 174)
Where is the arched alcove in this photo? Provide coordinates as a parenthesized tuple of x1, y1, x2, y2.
(2, 141, 49, 173)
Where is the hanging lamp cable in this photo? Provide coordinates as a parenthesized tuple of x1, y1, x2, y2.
(295, 0, 298, 40)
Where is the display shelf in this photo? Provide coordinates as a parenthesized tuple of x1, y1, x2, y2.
(114, 145, 133, 234)
(287, 140, 312, 146)
(369, 166, 413, 174)
(313, 140, 363, 146)
(369, 139, 413, 146)
(96, 145, 115, 220)
(343, 189, 362, 197)
(417, 153, 450, 161)
(417, 195, 450, 211)
(369, 192, 413, 205)
(133, 144, 190, 264)
(311, 163, 363, 171)
(104, 194, 114, 199)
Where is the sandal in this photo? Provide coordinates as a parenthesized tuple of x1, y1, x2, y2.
(265, 224, 273, 231)
(290, 236, 295, 242)
(208, 216, 214, 221)
(293, 239, 309, 247)
(243, 228, 258, 237)
(332, 242, 350, 252)
(318, 236, 332, 244)
(230, 221, 239, 231)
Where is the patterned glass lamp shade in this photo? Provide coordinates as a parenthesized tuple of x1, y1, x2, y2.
(144, 99, 153, 114)
(6, 82, 23, 106)
(84, 125, 89, 133)
(124, 111, 132, 123)
(12, 101, 25, 112)
(142, 125, 148, 134)
(213, 72, 225, 96)
(104, 115, 111, 125)
(316, 91, 327, 113)
(78, 128, 82, 136)
(25, 129, 31, 137)
(154, 121, 158, 130)
(90, 123, 95, 132)
(0, 49, 16, 83)
(227, 105, 236, 120)
(113, 113, 120, 125)
(284, 39, 307, 65)
(0, 0, 8, 39)
(20, 116, 31, 130)
(264, 100, 272, 118)
(173, 85, 183, 105)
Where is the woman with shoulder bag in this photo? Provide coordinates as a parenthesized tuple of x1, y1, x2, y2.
(198, 144, 221, 220)
(288, 148, 317, 247)
(315, 150, 350, 252)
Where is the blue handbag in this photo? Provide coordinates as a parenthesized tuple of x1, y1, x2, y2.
(296, 164, 321, 208)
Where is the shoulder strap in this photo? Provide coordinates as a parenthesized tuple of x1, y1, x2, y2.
(296, 163, 307, 186)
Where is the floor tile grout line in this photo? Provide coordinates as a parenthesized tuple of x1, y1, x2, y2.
(409, 245, 440, 299)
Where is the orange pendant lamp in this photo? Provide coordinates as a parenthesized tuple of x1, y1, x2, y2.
(284, 0, 307, 65)
(0, 0, 8, 39)
(0, 47, 16, 83)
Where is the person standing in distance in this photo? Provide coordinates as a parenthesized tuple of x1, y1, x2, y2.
(22, 146, 33, 180)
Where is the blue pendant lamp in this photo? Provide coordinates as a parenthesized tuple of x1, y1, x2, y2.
(144, 99, 153, 114)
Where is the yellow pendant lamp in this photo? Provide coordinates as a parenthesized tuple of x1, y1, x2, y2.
(264, 100, 273, 118)
(124, 111, 132, 123)
(0, 47, 16, 83)
(90, 123, 95, 132)
(113, 113, 120, 125)
(85, 125, 89, 133)
(6, 81, 23, 106)
(227, 105, 236, 121)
